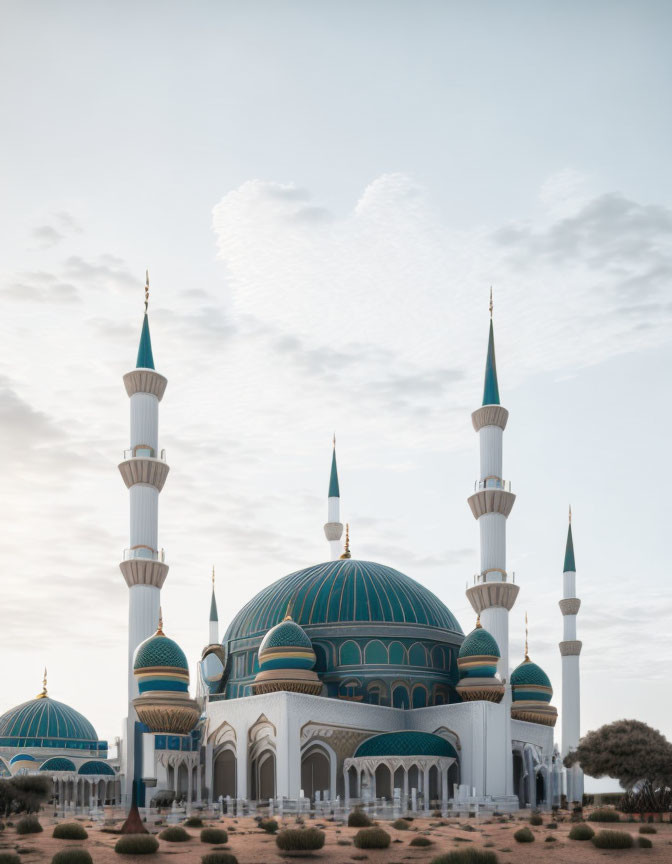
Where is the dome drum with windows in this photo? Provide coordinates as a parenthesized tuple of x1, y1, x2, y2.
(133, 615, 200, 735)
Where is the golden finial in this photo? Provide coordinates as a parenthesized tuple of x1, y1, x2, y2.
(524, 611, 529, 661)
(339, 524, 351, 559)
(144, 270, 150, 312)
(475, 614, 482, 629)
(283, 600, 294, 621)
(333, 433, 336, 448)
(212, 565, 215, 587)
(489, 286, 493, 319)
(36, 667, 48, 699)
(157, 607, 164, 636)
(569, 504, 572, 524)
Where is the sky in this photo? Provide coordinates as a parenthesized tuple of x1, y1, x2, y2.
(1, 1, 671, 793)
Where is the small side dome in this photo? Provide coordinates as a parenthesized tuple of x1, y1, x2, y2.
(132, 616, 200, 735)
(510, 657, 557, 726)
(39, 757, 76, 772)
(252, 615, 322, 696)
(355, 731, 457, 759)
(456, 619, 504, 703)
(78, 760, 115, 775)
(9, 753, 37, 766)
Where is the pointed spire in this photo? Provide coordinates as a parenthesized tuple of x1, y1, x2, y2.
(524, 611, 530, 661)
(564, 508, 576, 572)
(210, 566, 218, 622)
(36, 667, 48, 699)
(339, 523, 351, 559)
(156, 607, 164, 636)
(136, 271, 155, 370)
(328, 434, 340, 498)
(482, 290, 500, 406)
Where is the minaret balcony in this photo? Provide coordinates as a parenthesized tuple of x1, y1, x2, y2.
(119, 556, 168, 589)
(559, 598, 581, 616)
(472, 404, 509, 432)
(466, 581, 520, 613)
(123, 368, 168, 401)
(467, 487, 516, 519)
(123, 546, 166, 562)
(118, 454, 169, 491)
(474, 477, 511, 492)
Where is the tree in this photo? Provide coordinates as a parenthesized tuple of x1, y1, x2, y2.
(0, 776, 52, 816)
(564, 719, 672, 789)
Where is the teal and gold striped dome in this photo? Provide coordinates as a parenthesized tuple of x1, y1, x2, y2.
(511, 659, 553, 702)
(0, 697, 103, 752)
(226, 559, 461, 639)
(258, 618, 316, 672)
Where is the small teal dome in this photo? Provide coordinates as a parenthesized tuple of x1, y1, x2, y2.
(511, 659, 553, 702)
(134, 633, 188, 671)
(79, 760, 115, 775)
(258, 618, 316, 672)
(355, 731, 457, 759)
(40, 757, 76, 772)
(458, 626, 500, 659)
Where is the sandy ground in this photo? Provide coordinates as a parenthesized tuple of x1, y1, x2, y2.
(1, 812, 671, 863)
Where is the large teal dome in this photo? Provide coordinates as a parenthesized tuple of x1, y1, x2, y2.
(222, 559, 463, 708)
(0, 696, 106, 754)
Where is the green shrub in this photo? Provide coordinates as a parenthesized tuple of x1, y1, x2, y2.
(201, 854, 238, 864)
(275, 828, 325, 851)
(513, 826, 534, 843)
(588, 808, 620, 822)
(16, 816, 42, 835)
(0, 855, 20, 864)
(159, 826, 190, 842)
(592, 830, 633, 849)
(639, 825, 657, 834)
(569, 823, 595, 840)
(114, 834, 159, 855)
(53, 823, 88, 840)
(410, 836, 432, 847)
(353, 827, 391, 849)
(393, 818, 411, 830)
(637, 836, 653, 848)
(200, 828, 228, 844)
(185, 817, 203, 828)
(259, 818, 278, 834)
(430, 850, 498, 864)
(529, 813, 543, 826)
(348, 808, 372, 828)
(545, 835, 556, 842)
(547, 821, 557, 829)
(52, 851, 93, 864)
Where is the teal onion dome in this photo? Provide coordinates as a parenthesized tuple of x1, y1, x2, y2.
(456, 620, 504, 703)
(510, 657, 557, 727)
(355, 731, 457, 759)
(253, 616, 322, 696)
(39, 757, 76, 772)
(132, 620, 199, 736)
(0, 696, 105, 755)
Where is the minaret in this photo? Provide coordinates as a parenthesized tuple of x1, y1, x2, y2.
(323, 436, 343, 560)
(466, 292, 519, 680)
(559, 508, 584, 802)
(209, 566, 219, 645)
(118, 273, 169, 803)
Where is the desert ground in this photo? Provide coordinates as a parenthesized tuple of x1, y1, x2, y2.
(1, 811, 671, 864)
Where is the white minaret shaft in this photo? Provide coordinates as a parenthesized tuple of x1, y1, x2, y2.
(466, 313, 519, 680)
(323, 437, 343, 560)
(560, 512, 583, 802)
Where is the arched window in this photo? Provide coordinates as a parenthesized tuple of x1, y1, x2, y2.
(364, 640, 387, 664)
(313, 643, 329, 673)
(392, 683, 410, 709)
(339, 641, 361, 666)
(366, 680, 388, 705)
(252, 652, 260, 674)
(339, 679, 361, 700)
(409, 643, 427, 666)
(412, 684, 428, 709)
(431, 645, 445, 668)
(389, 641, 407, 665)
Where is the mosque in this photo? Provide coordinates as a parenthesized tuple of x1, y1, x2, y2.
(0, 285, 585, 813)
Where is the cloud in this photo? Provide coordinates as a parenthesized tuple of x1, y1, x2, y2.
(31, 211, 82, 247)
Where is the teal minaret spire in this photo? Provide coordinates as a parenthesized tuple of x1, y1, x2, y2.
(209, 566, 218, 644)
(563, 520, 576, 573)
(482, 288, 500, 406)
(324, 435, 344, 560)
(136, 271, 155, 370)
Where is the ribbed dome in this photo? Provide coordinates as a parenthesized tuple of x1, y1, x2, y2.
(226, 559, 462, 641)
(355, 731, 457, 759)
(39, 757, 76, 772)
(511, 659, 552, 689)
(134, 633, 188, 671)
(458, 626, 500, 659)
(0, 698, 99, 748)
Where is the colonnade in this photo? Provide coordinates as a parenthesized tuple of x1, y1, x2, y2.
(51, 774, 121, 808)
(342, 755, 455, 811)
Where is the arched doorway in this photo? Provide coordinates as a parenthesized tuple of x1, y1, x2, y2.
(375, 764, 392, 798)
(251, 750, 276, 800)
(513, 751, 527, 807)
(177, 763, 189, 798)
(213, 748, 237, 799)
(301, 748, 330, 800)
(536, 771, 545, 807)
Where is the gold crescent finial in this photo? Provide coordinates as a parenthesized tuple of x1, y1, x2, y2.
(475, 614, 481, 629)
(157, 607, 164, 635)
(37, 667, 48, 699)
(569, 504, 572, 524)
(212, 565, 215, 587)
(333, 433, 336, 448)
(489, 286, 493, 319)
(524, 611, 529, 660)
(339, 523, 351, 559)
(145, 270, 149, 313)
(284, 600, 293, 621)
